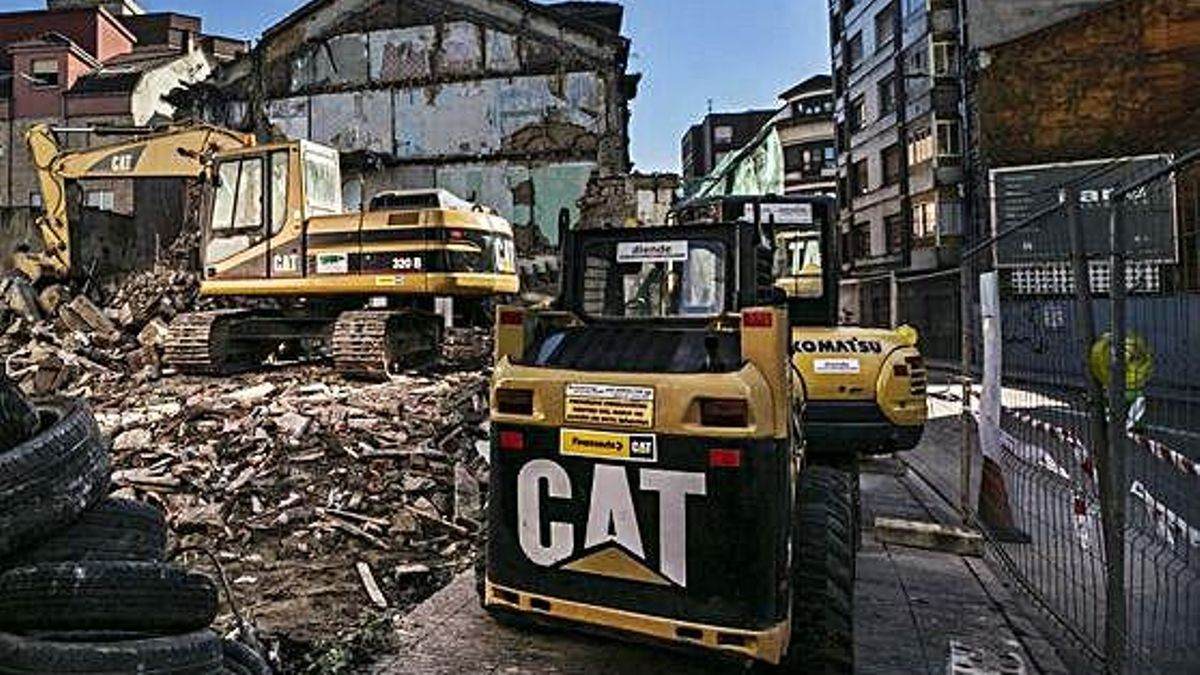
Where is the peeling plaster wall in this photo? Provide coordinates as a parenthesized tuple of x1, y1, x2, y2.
(227, 0, 633, 252)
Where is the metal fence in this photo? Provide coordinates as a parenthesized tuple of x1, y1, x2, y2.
(953, 151, 1200, 673)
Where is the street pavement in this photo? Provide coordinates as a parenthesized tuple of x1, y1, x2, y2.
(372, 451, 1070, 674)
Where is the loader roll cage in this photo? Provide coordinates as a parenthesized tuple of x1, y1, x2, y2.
(558, 222, 780, 323)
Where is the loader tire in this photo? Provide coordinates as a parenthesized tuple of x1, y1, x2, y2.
(0, 630, 222, 675)
(0, 561, 217, 632)
(0, 400, 109, 559)
(778, 465, 855, 675)
(3, 497, 166, 569)
(222, 639, 272, 675)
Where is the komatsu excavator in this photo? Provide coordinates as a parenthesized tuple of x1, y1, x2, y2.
(672, 195, 927, 458)
(24, 124, 519, 378)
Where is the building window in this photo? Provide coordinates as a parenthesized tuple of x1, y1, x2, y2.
(849, 95, 867, 132)
(936, 120, 961, 156)
(905, 0, 925, 17)
(29, 192, 43, 209)
(852, 158, 869, 196)
(932, 41, 958, 77)
(908, 127, 933, 164)
(912, 201, 937, 240)
(885, 213, 904, 253)
(853, 222, 871, 260)
(874, 2, 897, 51)
(878, 75, 896, 116)
(823, 145, 837, 170)
(786, 141, 837, 178)
(713, 125, 733, 144)
(881, 144, 902, 186)
(907, 42, 929, 76)
(30, 59, 60, 88)
(85, 190, 115, 212)
(713, 150, 730, 166)
(841, 0, 857, 15)
(847, 32, 864, 69)
(793, 95, 834, 119)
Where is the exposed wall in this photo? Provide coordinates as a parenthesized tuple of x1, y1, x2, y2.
(977, 0, 1200, 167)
(967, 0, 1113, 49)
(206, 0, 634, 250)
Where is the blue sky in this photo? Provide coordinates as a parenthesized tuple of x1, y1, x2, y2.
(9, 0, 831, 172)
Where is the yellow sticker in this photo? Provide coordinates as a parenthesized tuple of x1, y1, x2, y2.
(560, 428, 657, 463)
(564, 383, 654, 429)
(374, 275, 405, 287)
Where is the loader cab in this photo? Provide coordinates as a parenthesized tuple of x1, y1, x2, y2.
(202, 140, 341, 272)
(671, 195, 838, 328)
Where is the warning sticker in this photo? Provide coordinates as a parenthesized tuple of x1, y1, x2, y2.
(560, 428, 657, 463)
(564, 383, 654, 429)
(813, 358, 861, 374)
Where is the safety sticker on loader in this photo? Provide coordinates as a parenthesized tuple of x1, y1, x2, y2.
(564, 384, 654, 429)
(561, 428, 657, 463)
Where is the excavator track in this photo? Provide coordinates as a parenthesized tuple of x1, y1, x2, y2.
(331, 310, 443, 380)
(163, 309, 265, 375)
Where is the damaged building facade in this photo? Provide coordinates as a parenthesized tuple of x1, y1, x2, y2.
(194, 0, 639, 252)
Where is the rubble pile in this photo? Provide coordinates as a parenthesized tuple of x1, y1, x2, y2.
(0, 270, 200, 396)
(94, 357, 492, 664)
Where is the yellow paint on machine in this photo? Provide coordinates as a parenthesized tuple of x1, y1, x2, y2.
(560, 428, 656, 462)
(202, 272, 518, 297)
(562, 547, 671, 586)
(484, 579, 790, 664)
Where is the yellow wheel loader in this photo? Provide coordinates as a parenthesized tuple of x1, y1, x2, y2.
(674, 195, 927, 457)
(479, 220, 856, 672)
(23, 124, 519, 378)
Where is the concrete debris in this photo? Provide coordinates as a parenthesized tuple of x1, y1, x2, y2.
(0, 270, 200, 397)
(89, 333, 492, 644)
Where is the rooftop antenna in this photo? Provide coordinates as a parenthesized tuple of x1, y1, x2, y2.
(706, 98, 713, 114)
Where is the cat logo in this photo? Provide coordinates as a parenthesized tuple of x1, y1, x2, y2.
(109, 153, 134, 172)
(516, 459, 706, 587)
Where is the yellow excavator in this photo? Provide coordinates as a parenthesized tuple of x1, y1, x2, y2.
(672, 195, 927, 458)
(23, 123, 519, 378)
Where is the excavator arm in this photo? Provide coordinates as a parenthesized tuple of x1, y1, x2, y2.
(22, 123, 254, 281)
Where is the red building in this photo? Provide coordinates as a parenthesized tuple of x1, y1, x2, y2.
(0, 1, 246, 247)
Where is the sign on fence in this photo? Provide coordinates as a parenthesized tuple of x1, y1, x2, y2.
(989, 156, 1176, 266)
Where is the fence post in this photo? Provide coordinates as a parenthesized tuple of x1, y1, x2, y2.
(1065, 186, 1108, 467)
(959, 256, 975, 523)
(1102, 195, 1129, 672)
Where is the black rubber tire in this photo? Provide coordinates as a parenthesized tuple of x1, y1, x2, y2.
(0, 399, 109, 559)
(0, 629, 222, 675)
(0, 373, 38, 453)
(2, 497, 166, 569)
(776, 465, 855, 675)
(222, 639, 272, 675)
(0, 561, 217, 632)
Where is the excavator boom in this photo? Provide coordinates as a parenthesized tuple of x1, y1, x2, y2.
(22, 123, 254, 280)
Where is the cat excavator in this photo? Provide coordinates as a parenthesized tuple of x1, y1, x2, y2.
(23, 123, 519, 378)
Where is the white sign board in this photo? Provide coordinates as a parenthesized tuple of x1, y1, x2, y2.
(745, 203, 813, 225)
(617, 241, 688, 264)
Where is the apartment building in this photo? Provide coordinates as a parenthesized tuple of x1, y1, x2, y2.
(777, 74, 836, 196)
(829, 0, 964, 327)
(680, 109, 778, 183)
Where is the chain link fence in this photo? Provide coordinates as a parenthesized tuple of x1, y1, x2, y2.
(948, 152, 1200, 672)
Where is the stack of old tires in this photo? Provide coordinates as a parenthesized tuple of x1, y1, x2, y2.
(0, 381, 270, 674)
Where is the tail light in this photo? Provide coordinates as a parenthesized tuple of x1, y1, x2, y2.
(742, 310, 774, 328)
(499, 430, 525, 451)
(708, 448, 743, 468)
(499, 310, 524, 326)
(496, 389, 533, 415)
(699, 398, 749, 428)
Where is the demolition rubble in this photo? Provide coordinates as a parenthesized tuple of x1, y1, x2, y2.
(0, 270, 493, 672)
